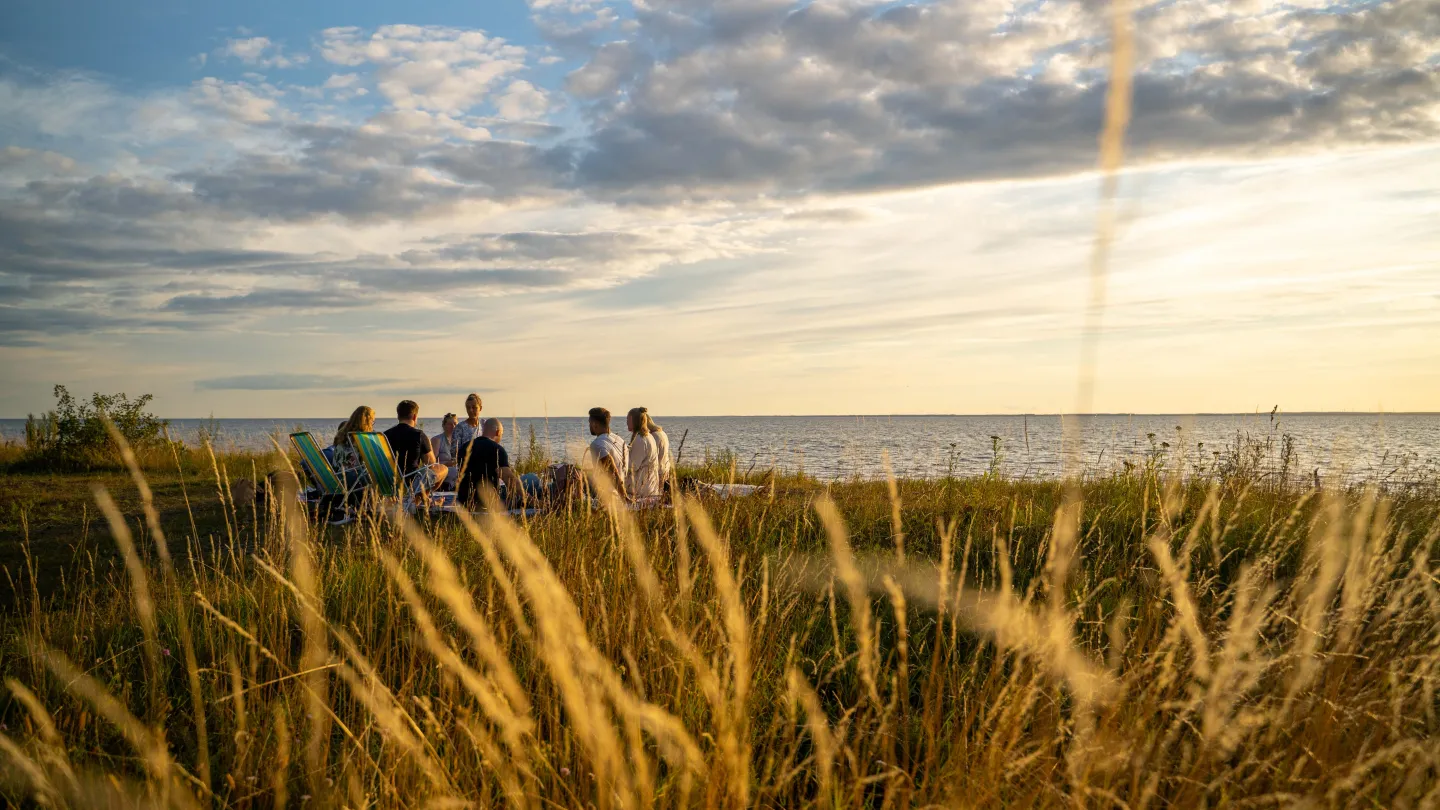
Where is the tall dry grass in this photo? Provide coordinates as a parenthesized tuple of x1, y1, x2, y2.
(2, 445, 1439, 807)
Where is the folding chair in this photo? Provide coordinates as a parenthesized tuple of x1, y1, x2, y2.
(351, 431, 455, 515)
(289, 432, 365, 523)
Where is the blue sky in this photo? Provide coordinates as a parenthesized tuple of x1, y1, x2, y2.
(0, 0, 538, 84)
(0, 0, 1436, 417)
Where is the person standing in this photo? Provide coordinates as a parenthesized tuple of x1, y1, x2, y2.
(453, 393, 484, 450)
(383, 400, 449, 492)
(626, 407, 662, 503)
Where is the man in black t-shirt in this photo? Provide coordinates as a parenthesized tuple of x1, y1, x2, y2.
(456, 418, 527, 507)
(383, 400, 450, 491)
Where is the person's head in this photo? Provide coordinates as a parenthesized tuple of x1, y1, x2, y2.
(465, 393, 483, 420)
(482, 417, 503, 441)
(588, 407, 610, 436)
(626, 407, 651, 437)
(335, 405, 375, 445)
(397, 400, 419, 424)
(442, 413, 457, 435)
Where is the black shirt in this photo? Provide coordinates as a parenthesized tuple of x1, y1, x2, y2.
(383, 423, 433, 474)
(456, 436, 508, 505)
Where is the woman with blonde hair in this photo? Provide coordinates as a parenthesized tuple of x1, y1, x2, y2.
(625, 406, 663, 503)
(332, 405, 375, 474)
(648, 411, 675, 499)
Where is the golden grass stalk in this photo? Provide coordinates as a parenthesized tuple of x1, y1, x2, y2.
(814, 495, 882, 704)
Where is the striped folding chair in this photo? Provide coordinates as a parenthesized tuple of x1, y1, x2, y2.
(290, 432, 365, 523)
(351, 431, 454, 514)
(289, 432, 345, 499)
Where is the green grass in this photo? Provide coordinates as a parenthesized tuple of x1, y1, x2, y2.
(1, 449, 1438, 807)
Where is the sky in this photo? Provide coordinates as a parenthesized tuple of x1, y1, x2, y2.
(0, 0, 1437, 418)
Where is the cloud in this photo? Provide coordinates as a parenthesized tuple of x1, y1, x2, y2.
(0, 146, 79, 178)
(162, 288, 364, 315)
(218, 36, 309, 69)
(400, 230, 650, 264)
(319, 25, 529, 113)
(0, 3, 1436, 357)
(564, 0, 1440, 200)
(496, 80, 551, 120)
(195, 373, 396, 391)
(190, 77, 280, 124)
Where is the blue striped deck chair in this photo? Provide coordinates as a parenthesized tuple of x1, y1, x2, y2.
(289, 432, 345, 499)
(290, 432, 365, 523)
(351, 431, 454, 514)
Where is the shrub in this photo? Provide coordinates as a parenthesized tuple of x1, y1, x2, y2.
(21, 385, 169, 470)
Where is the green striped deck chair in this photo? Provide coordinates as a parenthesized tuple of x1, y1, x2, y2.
(354, 429, 411, 498)
(289, 432, 345, 498)
(351, 431, 406, 499)
(351, 431, 455, 515)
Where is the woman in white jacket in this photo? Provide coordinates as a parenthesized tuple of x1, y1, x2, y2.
(625, 407, 664, 503)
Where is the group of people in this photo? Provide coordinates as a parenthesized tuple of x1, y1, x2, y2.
(326, 393, 676, 509)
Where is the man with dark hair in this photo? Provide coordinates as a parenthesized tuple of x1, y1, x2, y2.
(585, 407, 627, 497)
(384, 400, 449, 491)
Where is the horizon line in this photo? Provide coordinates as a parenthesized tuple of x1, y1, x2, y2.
(5, 411, 1437, 420)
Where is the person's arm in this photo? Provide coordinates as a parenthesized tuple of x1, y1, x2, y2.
(499, 466, 524, 505)
(421, 433, 437, 466)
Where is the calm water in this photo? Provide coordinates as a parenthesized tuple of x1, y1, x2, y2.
(3, 414, 1437, 483)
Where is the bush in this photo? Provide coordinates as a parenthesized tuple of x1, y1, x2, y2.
(21, 385, 169, 471)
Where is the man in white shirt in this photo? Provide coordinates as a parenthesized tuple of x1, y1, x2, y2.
(584, 407, 628, 499)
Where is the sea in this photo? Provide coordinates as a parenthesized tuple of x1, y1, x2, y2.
(3, 413, 1438, 484)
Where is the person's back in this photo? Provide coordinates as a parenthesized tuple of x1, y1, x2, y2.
(384, 422, 431, 474)
(627, 431, 662, 501)
(588, 431, 627, 474)
(456, 434, 508, 505)
(653, 427, 673, 484)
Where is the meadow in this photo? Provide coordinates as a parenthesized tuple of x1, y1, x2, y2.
(1, 438, 1439, 808)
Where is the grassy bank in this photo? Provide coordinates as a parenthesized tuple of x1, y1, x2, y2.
(1, 449, 1438, 807)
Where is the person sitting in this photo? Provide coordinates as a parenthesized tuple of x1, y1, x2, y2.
(383, 400, 449, 493)
(456, 418, 542, 508)
(626, 407, 662, 503)
(323, 420, 346, 468)
(583, 407, 628, 500)
(452, 393, 483, 449)
(332, 407, 374, 486)
(317, 407, 374, 523)
(639, 408, 675, 500)
(431, 412, 459, 491)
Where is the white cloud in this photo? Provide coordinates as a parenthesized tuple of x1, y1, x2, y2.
(319, 25, 528, 113)
(190, 77, 279, 124)
(495, 80, 550, 119)
(219, 36, 310, 69)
